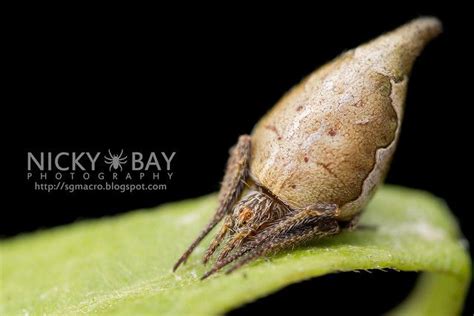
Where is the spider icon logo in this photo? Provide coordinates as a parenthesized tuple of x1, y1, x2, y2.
(104, 149, 128, 171)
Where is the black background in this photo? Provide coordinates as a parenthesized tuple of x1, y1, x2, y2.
(6, 4, 472, 315)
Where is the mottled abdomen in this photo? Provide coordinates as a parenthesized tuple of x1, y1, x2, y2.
(250, 18, 441, 220)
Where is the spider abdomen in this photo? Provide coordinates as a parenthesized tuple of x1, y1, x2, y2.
(250, 18, 442, 220)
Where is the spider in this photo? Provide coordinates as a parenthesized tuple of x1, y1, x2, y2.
(104, 149, 127, 171)
(172, 17, 442, 279)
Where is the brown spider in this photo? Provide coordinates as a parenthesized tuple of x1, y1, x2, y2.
(173, 17, 441, 279)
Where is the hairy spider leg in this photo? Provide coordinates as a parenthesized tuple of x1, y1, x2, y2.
(173, 135, 252, 271)
(201, 203, 340, 279)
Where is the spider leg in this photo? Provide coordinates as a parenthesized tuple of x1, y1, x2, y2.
(109, 164, 113, 171)
(214, 217, 271, 263)
(202, 215, 232, 264)
(225, 214, 340, 275)
(201, 203, 340, 279)
(215, 229, 249, 263)
(104, 157, 113, 162)
(173, 135, 252, 271)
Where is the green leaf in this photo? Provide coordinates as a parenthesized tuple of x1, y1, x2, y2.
(0, 186, 471, 315)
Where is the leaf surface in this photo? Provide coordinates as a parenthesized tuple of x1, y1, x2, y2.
(0, 186, 470, 315)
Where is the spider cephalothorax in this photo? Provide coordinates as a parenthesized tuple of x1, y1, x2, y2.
(203, 189, 291, 265)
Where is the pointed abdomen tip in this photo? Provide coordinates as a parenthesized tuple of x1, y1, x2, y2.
(408, 16, 443, 40)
